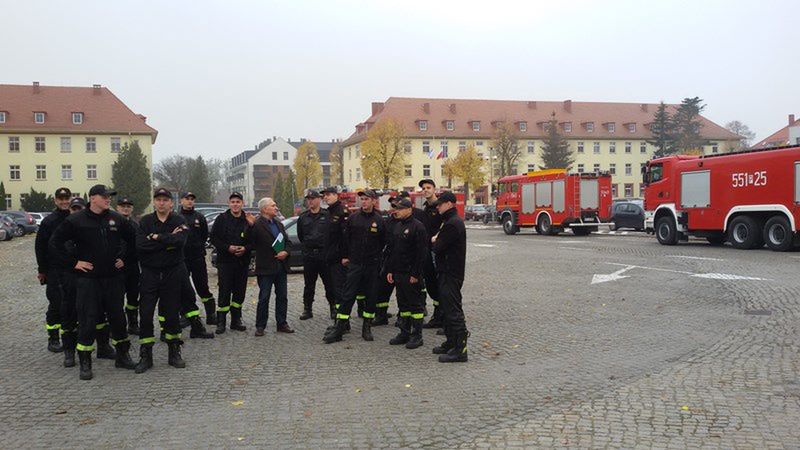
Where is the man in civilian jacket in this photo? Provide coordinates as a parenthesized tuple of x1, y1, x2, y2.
(248, 197, 294, 335)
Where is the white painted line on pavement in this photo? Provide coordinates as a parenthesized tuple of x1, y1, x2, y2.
(666, 255, 725, 262)
(592, 265, 635, 284)
(605, 262, 693, 275)
(559, 240, 587, 244)
(473, 244, 496, 248)
(603, 262, 772, 281)
(559, 247, 591, 251)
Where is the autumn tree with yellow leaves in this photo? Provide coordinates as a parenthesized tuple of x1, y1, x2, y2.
(293, 141, 323, 194)
(329, 142, 343, 185)
(450, 145, 486, 203)
(360, 118, 407, 188)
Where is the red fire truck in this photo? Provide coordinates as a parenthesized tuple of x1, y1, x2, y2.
(495, 169, 613, 235)
(643, 145, 800, 251)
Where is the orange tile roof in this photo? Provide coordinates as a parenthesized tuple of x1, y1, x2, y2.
(0, 83, 158, 141)
(341, 97, 741, 146)
(753, 116, 800, 148)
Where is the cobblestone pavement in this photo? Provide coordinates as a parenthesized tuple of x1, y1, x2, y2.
(2, 229, 800, 448)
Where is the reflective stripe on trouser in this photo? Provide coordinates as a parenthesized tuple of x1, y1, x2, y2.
(76, 343, 95, 352)
(75, 276, 128, 351)
(336, 262, 378, 320)
(45, 323, 61, 330)
(138, 265, 184, 343)
(395, 274, 425, 321)
(217, 262, 248, 313)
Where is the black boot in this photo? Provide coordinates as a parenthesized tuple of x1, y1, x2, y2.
(432, 327, 456, 355)
(356, 296, 365, 318)
(299, 300, 313, 320)
(179, 315, 191, 329)
(78, 350, 93, 380)
(204, 299, 217, 325)
(323, 319, 348, 344)
(405, 318, 424, 349)
(114, 341, 136, 369)
(423, 310, 444, 329)
(389, 317, 410, 345)
(361, 318, 374, 342)
(215, 312, 227, 334)
(47, 328, 63, 353)
(373, 308, 389, 326)
(438, 331, 469, 363)
(134, 345, 153, 374)
(168, 342, 186, 368)
(126, 309, 140, 335)
(189, 317, 214, 339)
(62, 332, 76, 367)
(229, 311, 247, 331)
(328, 302, 337, 320)
(95, 327, 116, 359)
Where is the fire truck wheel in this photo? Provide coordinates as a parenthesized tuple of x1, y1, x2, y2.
(502, 216, 518, 235)
(763, 215, 794, 252)
(655, 217, 678, 245)
(728, 215, 763, 250)
(537, 214, 553, 235)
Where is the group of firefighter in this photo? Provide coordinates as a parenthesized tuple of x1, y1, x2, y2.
(34, 177, 469, 381)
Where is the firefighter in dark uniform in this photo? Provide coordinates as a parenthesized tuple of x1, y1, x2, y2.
(35, 187, 73, 353)
(384, 198, 429, 349)
(53, 197, 86, 367)
(321, 187, 349, 321)
(115, 196, 141, 335)
(419, 179, 444, 330)
(430, 191, 469, 362)
(323, 189, 386, 343)
(179, 191, 216, 325)
(210, 192, 255, 334)
(297, 189, 334, 320)
(373, 195, 402, 326)
(134, 188, 190, 373)
(50, 184, 137, 380)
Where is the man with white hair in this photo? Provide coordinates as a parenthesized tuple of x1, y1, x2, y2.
(248, 197, 294, 335)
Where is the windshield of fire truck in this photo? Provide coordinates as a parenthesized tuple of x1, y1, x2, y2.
(645, 163, 663, 185)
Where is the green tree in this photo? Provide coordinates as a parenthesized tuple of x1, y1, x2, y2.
(293, 141, 323, 194)
(0, 182, 6, 211)
(491, 120, 522, 177)
(112, 141, 151, 215)
(539, 112, 574, 170)
(186, 156, 213, 202)
(273, 171, 286, 213)
(285, 170, 298, 215)
(672, 97, 708, 154)
(21, 188, 53, 212)
(648, 102, 675, 158)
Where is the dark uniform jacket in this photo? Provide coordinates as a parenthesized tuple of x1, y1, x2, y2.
(342, 208, 386, 265)
(120, 216, 139, 271)
(325, 200, 349, 263)
(432, 207, 466, 281)
(297, 208, 329, 261)
(180, 207, 209, 260)
(136, 212, 188, 269)
(210, 209, 252, 265)
(248, 215, 290, 276)
(422, 200, 442, 247)
(50, 208, 136, 278)
(35, 207, 70, 274)
(385, 215, 428, 278)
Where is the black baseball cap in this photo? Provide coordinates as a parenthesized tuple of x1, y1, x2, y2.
(320, 187, 338, 195)
(398, 191, 410, 199)
(69, 197, 86, 208)
(89, 184, 117, 197)
(153, 187, 172, 199)
(357, 189, 378, 199)
(392, 198, 413, 209)
(432, 191, 457, 206)
(305, 189, 322, 199)
(55, 187, 72, 198)
(117, 197, 134, 206)
(418, 178, 436, 188)
(229, 192, 243, 200)
(181, 192, 196, 200)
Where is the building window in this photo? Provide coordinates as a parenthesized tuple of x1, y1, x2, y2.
(577, 163, 585, 173)
(476, 141, 484, 147)
(272, 152, 278, 160)
(72, 112, 84, 124)
(609, 163, 616, 175)
(36, 165, 46, 180)
(404, 142, 412, 153)
(283, 152, 289, 160)
(625, 163, 632, 176)
(593, 163, 600, 172)
(61, 137, 72, 152)
(611, 184, 618, 197)
(563, 122, 572, 133)
(419, 121, 428, 131)
(440, 141, 448, 158)
(608, 123, 616, 133)
(609, 142, 616, 154)
(586, 122, 594, 132)
(519, 122, 527, 132)
(639, 184, 645, 197)
(355, 168, 361, 181)
(8, 136, 20, 152)
(34, 112, 45, 124)
(527, 141, 535, 154)
(623, 142, 631, 153)
(624, 183, 633, 197)
(0, 111, 6, 123)
(87, 164, 97, 180)
(640, 142, 647, 153)
(445, 121, 454, 131)
(35, 137, 46, 152)
(472, 121, 480, 131)
(9, 165, 21, 180)
(628, 123, 636, 133)
(404, 165, 412, 177)
(61, 165, 72, 180)
(527, 164, 536, 172)
(423, 164, 431, 177)
(4, 194, 11, 209)
(111, 137, 121, 153)
(422, 141, 430, 154)
(458, 141, 466, 152)
(20, 193, 28, 205)
(85, 137, 96, 153)
(712, 145, 719, 154)
(577, 142, 584, 153)
(593, 142, 600, 154)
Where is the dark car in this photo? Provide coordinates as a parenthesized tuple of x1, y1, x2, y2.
(1, 211, 37, 236)
(610, 202, 645, 231)
(465, 204, 488, 221)
(210, 216, 303, 275)
(0, 215, 15, 241)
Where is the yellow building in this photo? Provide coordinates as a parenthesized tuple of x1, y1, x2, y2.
(0, 82, 157, 210)
(340, 98, 741, 202)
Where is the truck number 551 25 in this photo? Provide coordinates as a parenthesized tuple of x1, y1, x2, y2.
(731, 171, 767, 188)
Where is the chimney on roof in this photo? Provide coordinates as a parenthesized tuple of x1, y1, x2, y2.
(92, 84, 101, 95)
(32, 81, 40, 93)
(640, 104, 649, 112)
(527, 101, 537, 109)
(371, 102, 384, 116)
(449, 103, 456, 114)
(563, 100, 572, 113)
(790, 114, 796, 126)
(422, 102, 430, 114)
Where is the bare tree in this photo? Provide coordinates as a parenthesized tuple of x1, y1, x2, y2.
(153, 155, 192, 192)
(725, 120, 756, 150)
(491, 119, 522, 177)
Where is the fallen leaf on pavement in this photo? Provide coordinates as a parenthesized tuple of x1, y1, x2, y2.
(231, 400, 244, 406)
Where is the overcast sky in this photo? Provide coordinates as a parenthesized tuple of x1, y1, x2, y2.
(4, 0, 798, 161)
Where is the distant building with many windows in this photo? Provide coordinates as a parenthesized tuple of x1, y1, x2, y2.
(0, 82, 157, 210)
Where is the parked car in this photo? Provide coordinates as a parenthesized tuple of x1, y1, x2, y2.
(465, 204, 487, 221)
(2, 211, 38, 235)
(210, 216, 303, 275)
(0, 214, 16, 240)
(0, 228, 6, 241)
(29, 212, 48, 226)
(610, 201, 645, 231)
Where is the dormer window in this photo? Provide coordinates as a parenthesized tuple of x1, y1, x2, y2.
(471, 121, 480, 132)
(0, 111, 6, 123)
(519, 122, 527, 132)
(627, 123, 636, 133)
(607, 122, 616, 133)
(34, 112, 45, 124)
(585, 122, 594, 132)
(72, 112, 84, 125)
(563, 122, 572, 133)
(445, 120, 454, 131)
(418, 120, 428, 131)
